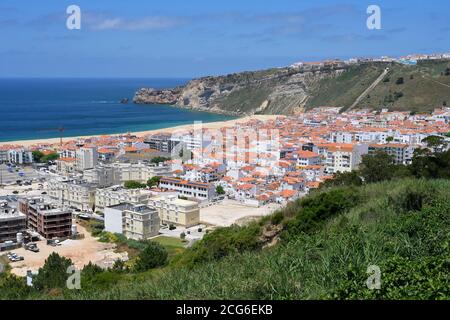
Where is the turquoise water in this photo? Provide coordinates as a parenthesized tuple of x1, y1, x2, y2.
(0, 78, 235, 142)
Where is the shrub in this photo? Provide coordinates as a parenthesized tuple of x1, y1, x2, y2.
(179, 223, 262, 265)
(180, 232, 186, 240)
(33, 253, 73, 291)
(270, 211, 284, 225)
(283, 187, 359, 239)
(134, 242, 168, 272)
(124, 180, 146, 189)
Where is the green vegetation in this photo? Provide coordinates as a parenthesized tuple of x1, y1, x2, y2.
(215, 185, 225, 195)
(124, 180, 146, 189)
(32, 151, 59, 163)
(306, 60, 450, 113)
(134, 242, 168, 272)
(79, 219, 104, 237)
(150, 156, 170, 164)
(147, 176, 161, 188)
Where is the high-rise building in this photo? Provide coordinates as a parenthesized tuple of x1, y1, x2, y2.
(76, 147, 98, 171)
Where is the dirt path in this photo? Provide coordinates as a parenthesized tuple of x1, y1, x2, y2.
(4, 224, 127, 276)
(347, 68, 390, 111)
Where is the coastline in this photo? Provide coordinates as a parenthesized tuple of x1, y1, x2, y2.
(0, 115, 281, 147)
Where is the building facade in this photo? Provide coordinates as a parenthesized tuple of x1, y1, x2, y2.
(0, 198, 27, 243)
(19, 197, 72, 239)
(104, 203, 160, 240)
(148, 195, 200, 227)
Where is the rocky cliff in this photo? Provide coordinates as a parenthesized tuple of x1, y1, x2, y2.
(134, 59, 450, 115)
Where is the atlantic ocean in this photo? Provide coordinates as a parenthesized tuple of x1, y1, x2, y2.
(0, 78, 235, 142)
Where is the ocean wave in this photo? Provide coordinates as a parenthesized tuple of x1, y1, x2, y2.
(90, 100, 117, 104)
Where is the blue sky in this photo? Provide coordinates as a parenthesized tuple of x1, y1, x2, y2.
(0, 0, 449, 78)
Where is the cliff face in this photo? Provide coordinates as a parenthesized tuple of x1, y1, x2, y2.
(133, 59, 450, 115)
(133, 67, 347, 115)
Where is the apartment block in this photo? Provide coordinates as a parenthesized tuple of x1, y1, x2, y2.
(159, 177, 216, 201)
(319, 143, 369, 174)
(19, 197, 72, 239)
(148, 195, 200, 227)
(104, 203, 160, 240)
(369, 143, 416, 165)
(8, 149, 33, 164)
(76, 147, 98, 171)
(144, 133, 180, 153)
(48, 179, 96, 211)
(95, 185, 151, 213)
(0, 198, 27, 243)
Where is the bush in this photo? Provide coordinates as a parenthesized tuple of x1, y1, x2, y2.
(180, 232, 186, 240)
(124, 180, 146, 189)
(270, 211, 284, 225)
(283, 187, 359, 239)
(179, 223, 262, 265)
(33, 253, 73, 291)
(134, 242, 168, 271)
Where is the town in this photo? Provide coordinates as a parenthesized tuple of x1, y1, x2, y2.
(1, 105, 450, 277)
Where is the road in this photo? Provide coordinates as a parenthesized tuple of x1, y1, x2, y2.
(347, 68, 390, 111)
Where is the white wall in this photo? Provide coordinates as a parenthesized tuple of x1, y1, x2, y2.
(104, 207, 123, 234)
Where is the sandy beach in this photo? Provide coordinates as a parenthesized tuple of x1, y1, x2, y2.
(0, 115, 281, 147)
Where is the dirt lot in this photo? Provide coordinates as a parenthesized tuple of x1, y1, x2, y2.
(200, 200, 281, 227)
(3, 223, 127, 277)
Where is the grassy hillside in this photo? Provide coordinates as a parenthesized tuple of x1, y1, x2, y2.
(19, 178, 447, 300)
(306, 60, 450, 113)
(305, 63, 384, 110)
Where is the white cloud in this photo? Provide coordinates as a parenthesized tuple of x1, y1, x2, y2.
(86, 14, 184, 31)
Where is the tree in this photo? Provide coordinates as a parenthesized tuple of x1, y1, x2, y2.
(147, 176, 161, 188)
(395, 77, 404, 85)
(360, 151, 396, 183)
(32, 150, 44, 163)
(42, 152, 59, 162)
(422, 135, 448, 153)
(386, 136, 394, 143)
(150, 156, 170, 164)
(134, 242, 168, 272)
(320, 171, 363, 188)
(216, 185, 225, 195)
(32, 151, 59, 163)
(33, 253, 73, 291)
(124, 180, 146, 189)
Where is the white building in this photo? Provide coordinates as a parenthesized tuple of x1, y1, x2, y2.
(149, 195, 200, 227)
(104, 203, 160, 240)
(76, 147, 98, 171)
(95, 185, 151, 213)
(7, 149, 33, 164)
(159, 177, 216, 201)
